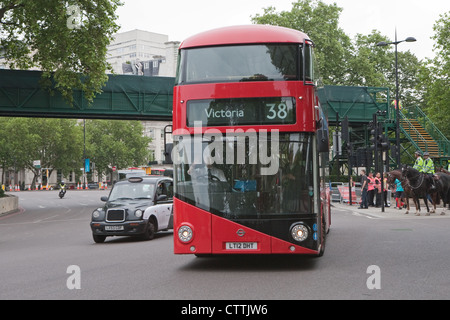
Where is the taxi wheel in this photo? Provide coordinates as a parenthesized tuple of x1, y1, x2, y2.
(93, 234, 106, 243)
(142, 219, 156, 240)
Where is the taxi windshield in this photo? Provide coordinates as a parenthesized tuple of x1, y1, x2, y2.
(108, 183, 155, 201)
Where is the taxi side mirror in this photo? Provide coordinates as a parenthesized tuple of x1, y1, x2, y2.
(156, 194, 167, 202)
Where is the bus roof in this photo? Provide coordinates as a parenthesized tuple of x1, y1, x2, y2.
(180, 25, 310, 49)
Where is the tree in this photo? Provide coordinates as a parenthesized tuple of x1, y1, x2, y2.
(345, 31, 391, 87)
(22, 118, 83, 187)
(252, 1, 424, 108)
(85, 120, 151, 178)
(417, 12, 450, 137)
(251, 0, 352, 85)
(0, 0, 122, 103)
(0, 117, 83, 187)
(356, 30, 423, 107)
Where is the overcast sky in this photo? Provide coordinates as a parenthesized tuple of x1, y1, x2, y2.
(116, 0, 449, 60)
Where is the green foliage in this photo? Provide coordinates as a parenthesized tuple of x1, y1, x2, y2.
(417, 12, 450, 137)
(252, 0, 447, 135)
(0, 117, 151, 185)
(345, 31, 391, 87)
(85, 120, 151, 176)
(0, 117, 83, 185)
(0, 0, 122, 104)
(251, 0, 351, 85)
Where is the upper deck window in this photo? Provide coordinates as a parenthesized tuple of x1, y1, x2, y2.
(176, 44, 302, 85)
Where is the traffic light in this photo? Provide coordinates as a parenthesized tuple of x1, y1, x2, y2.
(390, 144, 398, 160)
(375, 122, 389, 151)
(378, 134, 390, 151)
(341, 116, 349, 142)
(369, 116, 378, 151)
(356, 147, 371, 167)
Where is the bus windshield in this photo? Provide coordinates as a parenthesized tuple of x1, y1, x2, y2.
(174, 133, 314, 219)
(176, 44, 300, 84)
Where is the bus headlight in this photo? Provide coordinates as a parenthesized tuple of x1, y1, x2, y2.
(178, 225, 193, 243)
(290, 223, 309, 242)
(134, 209, 143, 218)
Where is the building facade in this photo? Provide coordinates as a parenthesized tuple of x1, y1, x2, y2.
(1, 29, 178, 190)
(106, 29, 179, 78)
(106, 29, 177, 166)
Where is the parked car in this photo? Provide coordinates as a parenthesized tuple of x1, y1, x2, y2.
(87, 182, 99, 189)
(90, 176, 173, 243)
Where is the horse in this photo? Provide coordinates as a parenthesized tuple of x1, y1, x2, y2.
(386, 169, 414, 214)
(401, 166, 438, 216)
(434, 172, 450, 214)
(436, 167, 450, 175)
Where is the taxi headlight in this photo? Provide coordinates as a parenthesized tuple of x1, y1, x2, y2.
(178, 225, 193, 243)
(92, 209, 102, 219)
(134, 209, 143, 218)
(290, 223, 309, 242)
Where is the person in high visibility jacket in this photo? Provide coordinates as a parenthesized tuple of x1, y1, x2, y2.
(423, 152, 435, 174)
(413, 151, 424, 172)
(423, 152, 436, 190)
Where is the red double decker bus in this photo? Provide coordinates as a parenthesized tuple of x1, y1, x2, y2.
(172, 25, 330, 256)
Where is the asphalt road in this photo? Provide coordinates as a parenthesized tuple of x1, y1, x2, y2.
(1, 190, 449, 300)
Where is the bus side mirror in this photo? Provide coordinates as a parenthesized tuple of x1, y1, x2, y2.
(164, 125, 173, 164)
(317, 129, 329, 153)
(316, 118, 322, 129)
(164, 143, 173, 164)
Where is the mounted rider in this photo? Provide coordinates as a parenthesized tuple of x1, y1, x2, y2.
(413, 151, 424, 172)
(414, 151, 435, 190)
(423, 152, 436, 190)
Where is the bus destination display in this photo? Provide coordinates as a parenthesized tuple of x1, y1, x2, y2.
(186, 97, 295, 127)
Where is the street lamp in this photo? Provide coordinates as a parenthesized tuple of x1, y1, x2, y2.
(376, 32, 416, 169)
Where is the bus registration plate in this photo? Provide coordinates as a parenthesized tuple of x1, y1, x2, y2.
(225, 242, 257, 250)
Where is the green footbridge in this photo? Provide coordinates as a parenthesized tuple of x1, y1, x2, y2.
(317, 85, 450, 168)
(0, 69, 173, 120)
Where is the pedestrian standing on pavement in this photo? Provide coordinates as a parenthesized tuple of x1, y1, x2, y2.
(383, 173, 389, 207)
(358, 170, 368, 209)
(374, 172, 381, 207)
(394, 178, 405, 209)
(367, 172, 375, 206)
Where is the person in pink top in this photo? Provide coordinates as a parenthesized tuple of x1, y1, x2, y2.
(374, 172, 382, 207)
(367, 172, 375, 206)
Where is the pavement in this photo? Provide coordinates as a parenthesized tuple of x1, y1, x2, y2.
(332, 201, 449, 219)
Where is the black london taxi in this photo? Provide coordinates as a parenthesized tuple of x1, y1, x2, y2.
(90, 176, 173, 243)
